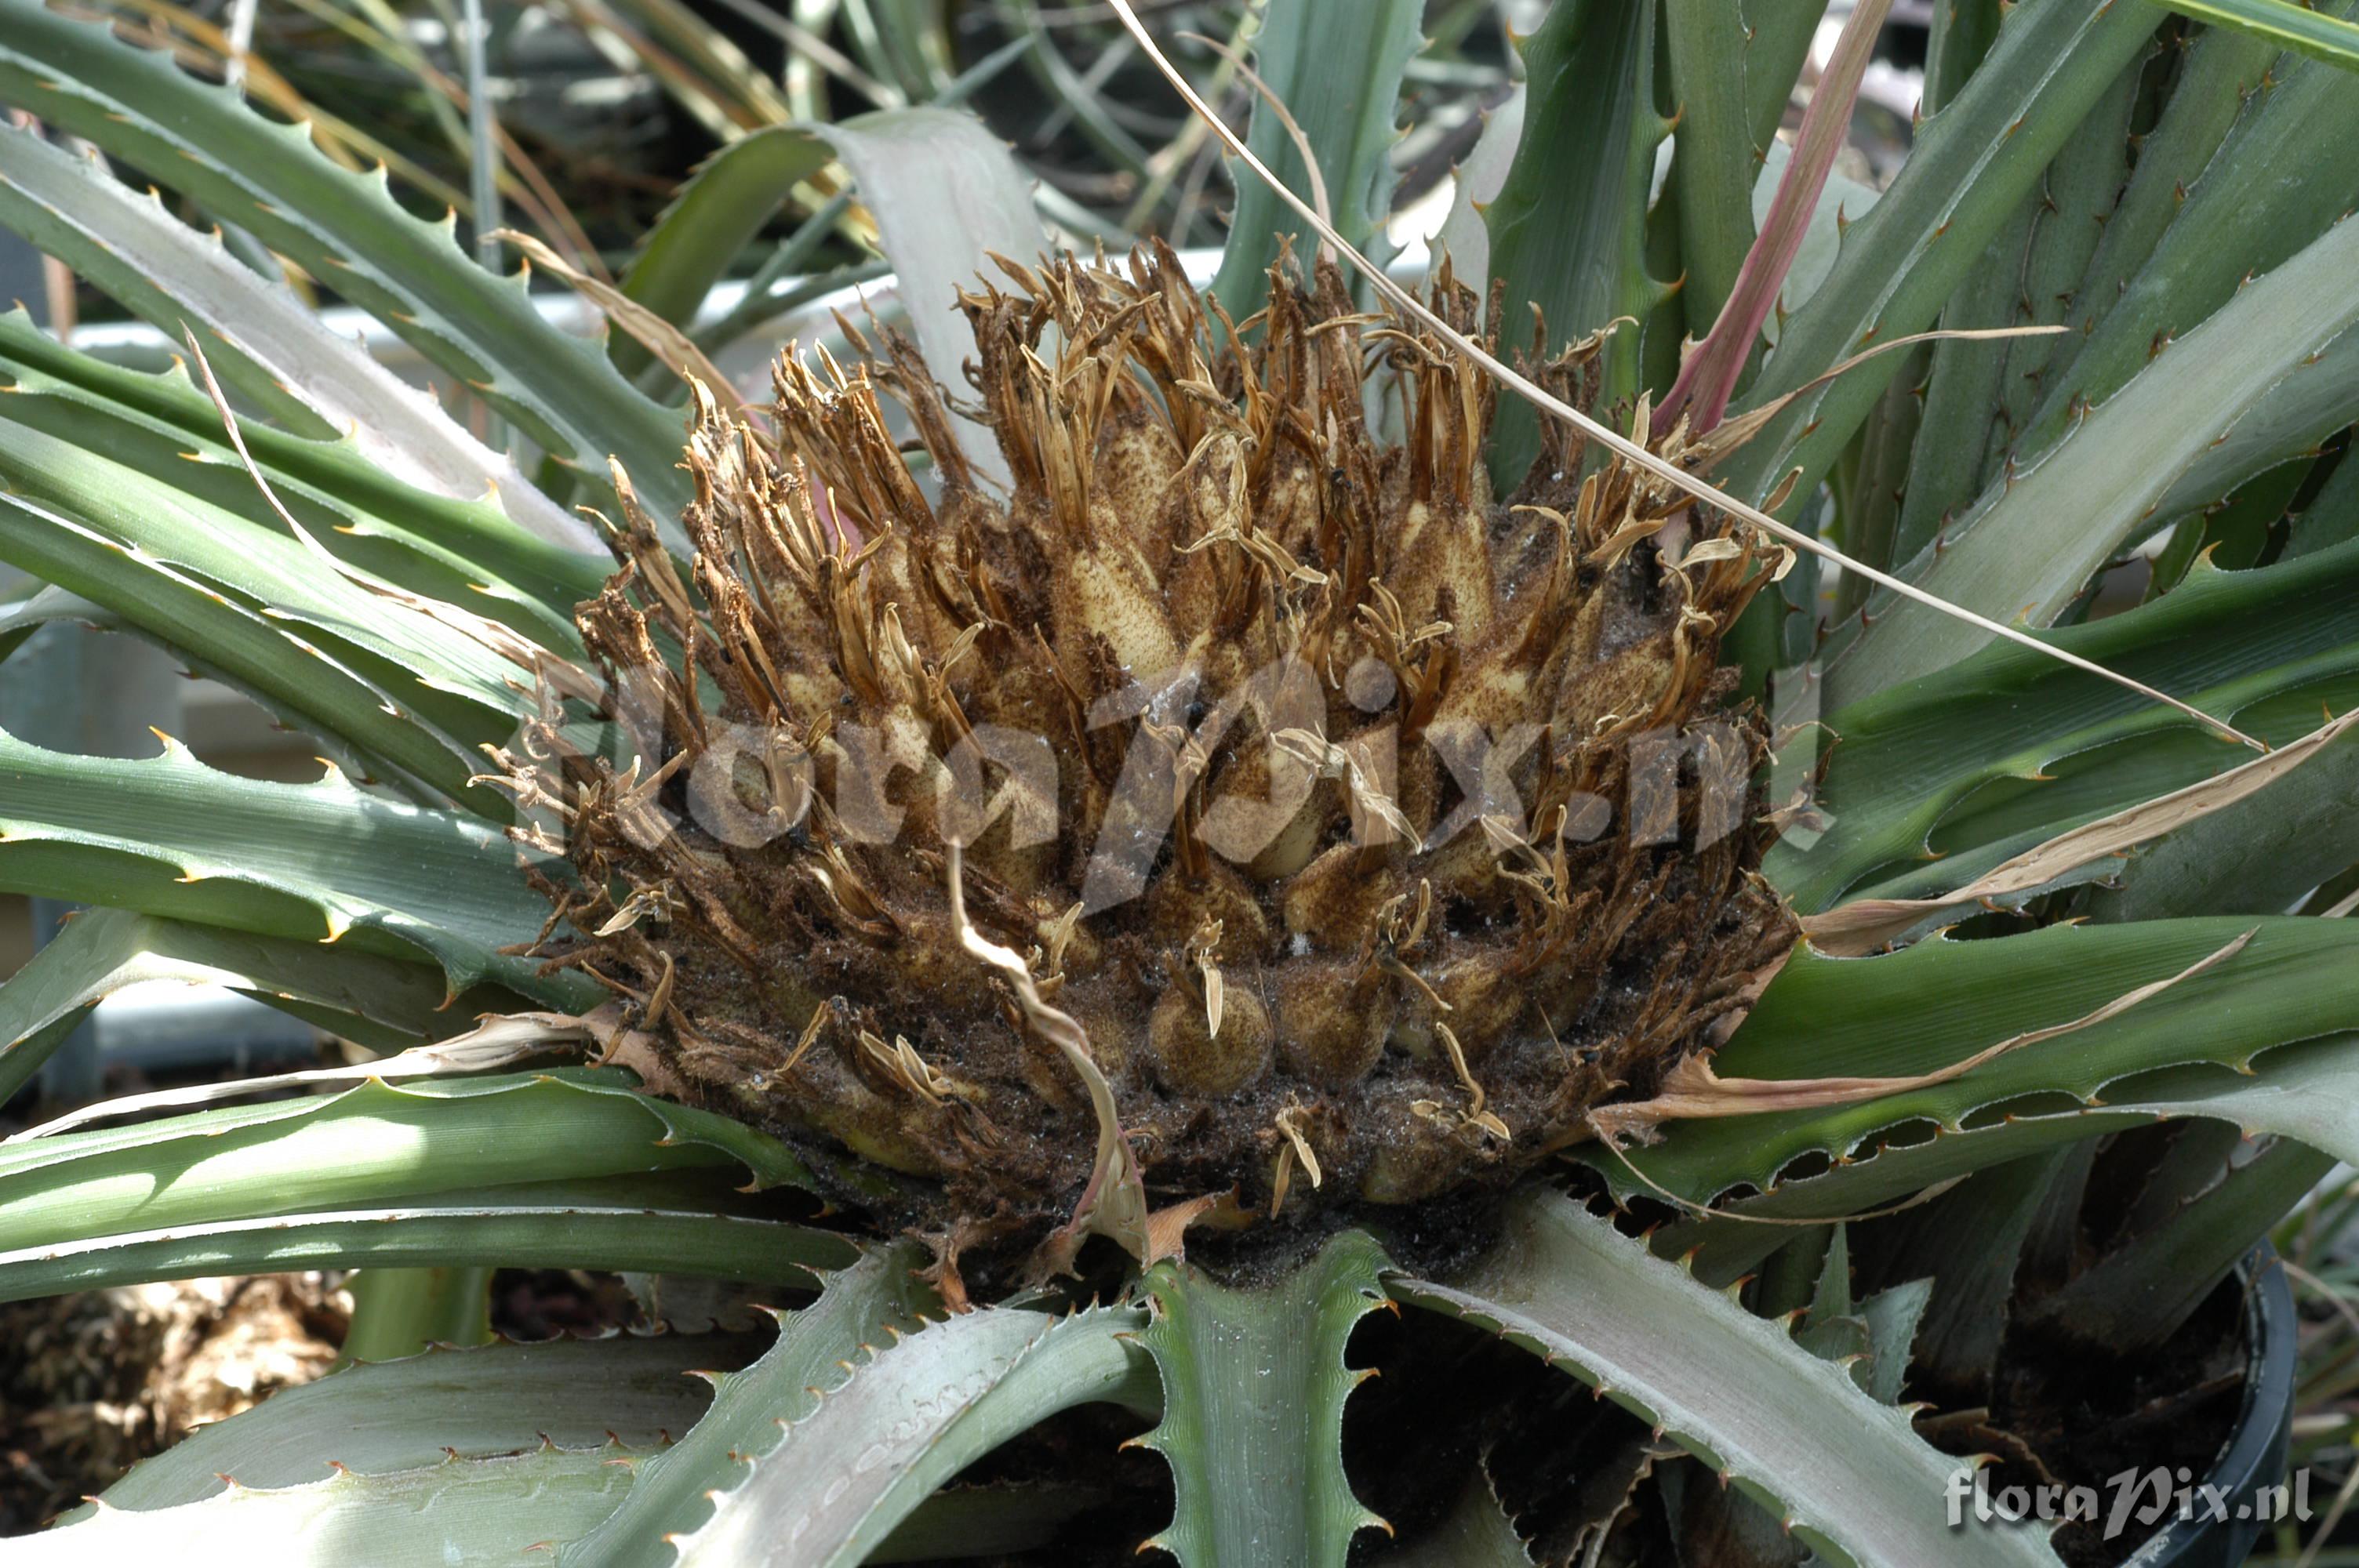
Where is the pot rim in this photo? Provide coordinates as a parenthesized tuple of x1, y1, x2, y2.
(2118, 1242, 2297, 1566)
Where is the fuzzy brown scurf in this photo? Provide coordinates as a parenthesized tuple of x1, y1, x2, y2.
(498, 246, 1796, 1241)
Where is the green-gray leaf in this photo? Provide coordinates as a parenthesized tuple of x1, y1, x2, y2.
(556, 1242, 934, 1565)
(0, 0, 689, 522)
(670, 1304, 1148, 1567)
(1607, 917, 2359, 1206)
(0, 725, 569, 997)
(0, 120, 590, 550)
(0, 1070, 815, 1263)
(1135, 1229, 1390, 1567)
(1838, 209, 2359, 695)
(1390, 1189, 2060, 1568)
(1209, 0, 1422, 322)
(0, 906, 454, 1107)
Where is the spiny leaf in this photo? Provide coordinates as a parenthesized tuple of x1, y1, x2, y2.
(0, 332, 585, 650)
(1378, 1467, 1536, 1567)
(1771, 534, 2359, 916)
(0, 0, 689, 528)
(0, 1186, 847, 1306)
(1840, 212, 2359, 695)
(1652, 1116, 2149, 1289)
(0, 724, 566, 997)
(1852, 1280, 1934, 1407)
(0, 451, 531, 810)
(2152, 0, 2359, 73)
(1390, 1188, 2062, 1568)
(0, 309, 604, 619)
(0, 118, 590, 550)
(0, 581, 435, 808)
(1133, 1229, 1391, 1567)
(2021, 1134, 2331, 1352)
(2023, 9, 2359, 461)
(1645, 1024, 2359, 1288)
(668, 1303, 1150, 1568)
(2085, 693, 2359, 920)
(24, 1444, 639, 1566)
(55, 1323, 1096, 1563)
(1604, 917, 2359, 1206)
(0, 906, 456, 1107)
(1856, 1153, 2059, 1398)
(0, 414, 543, 730)
(0, 1072, 819, 1264)
(1887, 51, 2139, 564)
(1430, 85, 1522, 285)
(554, 1241, 933, 1566)
(92, 1330, 768, 1512)
(1714, 0, 2160, 510)
(2050, 19, 2278, 376)
(1663, 0, 1757, 329)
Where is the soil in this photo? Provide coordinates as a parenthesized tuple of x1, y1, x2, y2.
(1961, 1270, 2251, 1568)
(0, 1275, 347, 1534)
(0, 1264, 656, 1536)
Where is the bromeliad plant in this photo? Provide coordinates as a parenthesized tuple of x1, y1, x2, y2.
(3, 0, 2359, 1563)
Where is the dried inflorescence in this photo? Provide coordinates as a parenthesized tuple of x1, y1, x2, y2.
(497, 245, 1796, 1245)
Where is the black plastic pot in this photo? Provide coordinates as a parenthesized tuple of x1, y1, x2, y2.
(2122, 1246, 2298, 1568)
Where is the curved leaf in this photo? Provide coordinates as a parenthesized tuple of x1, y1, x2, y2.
(0, 1070, 816, 1258)
(1640, 1027, 2359, 1290)
(0, 725, 570, 997)
(0, 906, 454, 1107)
(2022, 1133, 2330, 1349)
(1134, 1229, 1390, 1567)
(0, 1, 690, 522)
(1378, 1470, 1535, 1567)
(1771, 538, 2359, 914)
(1391, 1189, 2060, 1568)
(1608, 917, 2359, 1205)
(1655, 1120, 2146, 1288)
(1839, 211, 2359, 694)
(2154, 0, 2359, 73)
(556, 1241, 932, 1565)
(1885, 51, 2139, 565)
(1714, 0, 2159, 508)
(616, 125, 831, 376)
(2085, 711, 2359, 919)
(1209, 0, 1421, 321)
(814, 108, 1045, 485)
(97, 1330, 764, 1508)
(0, 120, 591, 550)
(2019, 10, 2359, 463)
(0, 1193, 847, 1305)
(670, 1303, 1150, 1568)
(0, 477, 518, 809)
(0, 416, 543, 735)
(0, 583, 447, 815)
(23, 1446, 633, 1566)
(0, 311, 603, 620)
